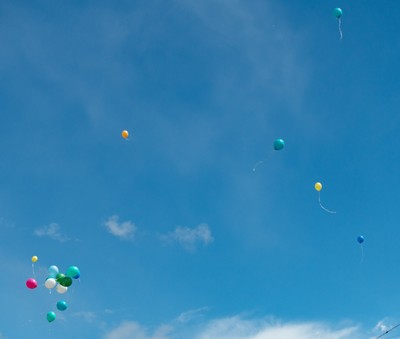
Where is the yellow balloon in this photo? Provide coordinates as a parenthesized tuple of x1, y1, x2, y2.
(121, 130, 129, 139)
(31, 256, 38, 263)
(314, 182, 322, 192)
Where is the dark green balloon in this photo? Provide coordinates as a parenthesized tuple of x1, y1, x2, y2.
(59, 276, 73, 287)
(56, 273, 65, 282)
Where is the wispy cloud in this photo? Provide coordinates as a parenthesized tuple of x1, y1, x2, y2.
(177, 307, 210, 324)
(104, 321, 172, 339)
(104, 316, 364, 339)
(33, 223, 69, 242)
(104, 215, 137, 240)
(73, 311, 97, 323)
(162, 223, 214, 251)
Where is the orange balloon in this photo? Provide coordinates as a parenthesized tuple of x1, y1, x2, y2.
(121, 130, 129, 139)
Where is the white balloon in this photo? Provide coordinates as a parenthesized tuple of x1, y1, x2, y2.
(45, 278, 57, 289)
(56, 284, 68, 294)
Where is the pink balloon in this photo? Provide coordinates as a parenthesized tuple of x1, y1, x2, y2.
(26, 278, 37, 289)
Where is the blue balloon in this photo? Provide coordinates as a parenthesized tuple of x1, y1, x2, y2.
(56, 300, 68, 311)
(273, 139, 285, 151)
(357, 235, 364, 244)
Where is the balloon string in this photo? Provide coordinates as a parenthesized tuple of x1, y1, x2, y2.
(32, 263, 36, 278)
(360, 244, 364, 264)
(318, 192, 336, 214)
(252, 153, 272, 172)
(338, 18, 343, 40)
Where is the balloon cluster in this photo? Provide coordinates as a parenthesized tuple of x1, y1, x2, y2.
(25, 257, 81, 323)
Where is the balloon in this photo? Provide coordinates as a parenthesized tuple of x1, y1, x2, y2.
(121, 130, 129, 139)
(31, 256, 38, 263)
(333, 8, 342, 19)
(59, 276, 73, 287)
(48, 265, 59, 278)
(47, 311, 56, 323)
(56, 284, 68, 294)
(56, 273, 65, 282)
(357, 235, 364, 244)
(45, 278, 57, 289)
(66, 266, 80, 279)
(314, 182, 322, 192)
(56, 300, 68, 311)
(273, 138, 285, 151)
(26, 278, 38, 289)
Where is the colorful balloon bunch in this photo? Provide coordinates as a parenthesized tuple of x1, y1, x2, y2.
(25, 257, 80, 323)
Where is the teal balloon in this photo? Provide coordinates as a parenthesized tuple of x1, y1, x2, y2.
(47, 311, 56, 323)
(66, 266, 80, 279)
(57, 300, 68, 311)
(333, 8, 342, 19)
(273, 139, 285, 151)
(59, 276, 73, 287)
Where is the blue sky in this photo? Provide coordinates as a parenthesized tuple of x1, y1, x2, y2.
(1, 0, 400, 338)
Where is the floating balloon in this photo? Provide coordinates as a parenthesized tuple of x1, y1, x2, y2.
(59, 276, 73, 287)
(26, 278, 38, 289)
(56, 300, 68, 311)
(253, 138, 285, 171)
(47, 312, 56, 323)
(314, 182, 336, 214)
(273, 138, 285, 151)
(48, 265, 59, 278)
(45, 278, 57, 289)
(56, 284, 68, 294)
(121, 130, 129, 139)
(31, 256, 38, 263)
(357, 235, 365, 263)
(333, 8, 343, 40)
(66, 266, 80, 279)
(56, 273, 66, 282)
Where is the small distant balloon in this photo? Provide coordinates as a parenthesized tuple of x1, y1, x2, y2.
(357, 235, 365, 263)
(253, 138, 285, 171)
(273, 138, 285, 151)
(121, 130, 129, 139)
(47, 312, 56, 323)
(26, 278, 38, 289)
(31, 256, 38, 263)
(333, 8, 343, 40)
(56, 300, 68, 311)
(357, 235, 364, 244)
(314, 182, 336, 214)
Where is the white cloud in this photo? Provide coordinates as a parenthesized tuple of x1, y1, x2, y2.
(104, 316, 364, 339)
(73, 311, 97, 323)
(33, 223, 69, 242)
(194, 316, 360, 339)
(177, 307, 210, 323)
(104, 215, 137, 240)
(162, 223, 214, 251)
(104, 321, 172, 339)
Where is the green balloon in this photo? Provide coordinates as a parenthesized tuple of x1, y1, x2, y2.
(66, 266, 80, 279)
(59, 276, 73, 287)
(47, 311, 56, 323)
(333, 8, 342, 19)
(56, 273, 65, 282)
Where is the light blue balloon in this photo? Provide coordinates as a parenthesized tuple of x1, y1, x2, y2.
(333, 8, 343, 19)
(48, 265, 59, 278)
